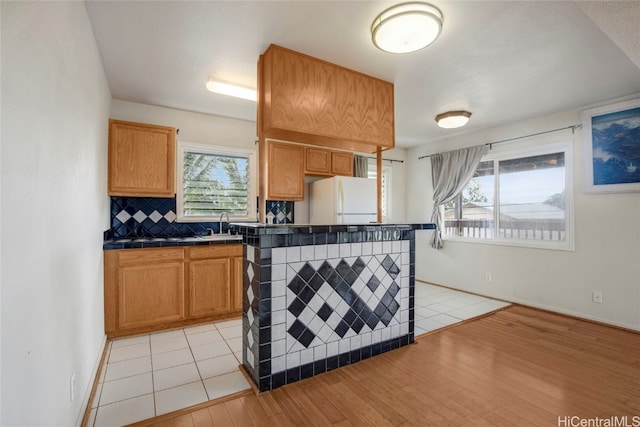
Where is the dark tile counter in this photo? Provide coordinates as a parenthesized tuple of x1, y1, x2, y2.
(229, 223, 435, 392)
(102, 235, 243, 250)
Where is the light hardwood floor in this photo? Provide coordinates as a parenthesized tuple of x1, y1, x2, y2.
(132, 306, 640, 426)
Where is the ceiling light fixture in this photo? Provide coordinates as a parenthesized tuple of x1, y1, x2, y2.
(206, 78, 257, 101)
(435, 110, 472, 129)
(371, 2, 444, 54)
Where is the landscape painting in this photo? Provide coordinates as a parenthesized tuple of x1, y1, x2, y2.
(582, 99, 640, 193)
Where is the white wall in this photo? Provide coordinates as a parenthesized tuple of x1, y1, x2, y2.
(110, 99, 257, 150)
(1, 2, 111, 425)
(406, 95, 640, 331)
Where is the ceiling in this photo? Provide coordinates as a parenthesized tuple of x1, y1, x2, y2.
(85, 1, 640, 149)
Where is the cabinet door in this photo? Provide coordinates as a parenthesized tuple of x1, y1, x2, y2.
(305, 147, 331, 175)
(232, 256, 244, 312)
(189, 258, 231, 317)
(331, 151, 354, 176)
(267, 141, 304, 200)
(118, 262, 185, 330)
(108, 119, 176, 197)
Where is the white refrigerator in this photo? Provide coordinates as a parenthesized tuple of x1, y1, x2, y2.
(309, 176, 378, 224)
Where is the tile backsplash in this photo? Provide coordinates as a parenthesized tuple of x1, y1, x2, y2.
(106, 197, 295, 239)
(265, 201, 294, 224)
(107, 196, 220, 239)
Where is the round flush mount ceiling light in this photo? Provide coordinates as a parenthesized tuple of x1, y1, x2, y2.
(435, 110, 472, 129)
(371, 2, 444, 54)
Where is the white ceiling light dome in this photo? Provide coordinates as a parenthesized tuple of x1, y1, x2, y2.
(371, 2, 444, 54)
(435, 111, 472, 129)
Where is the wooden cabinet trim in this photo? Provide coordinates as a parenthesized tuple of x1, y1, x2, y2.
(232, 256, 243, 312)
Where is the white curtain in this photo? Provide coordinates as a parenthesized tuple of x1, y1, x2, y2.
(353, 155, 369, 178)
(430, 145, 487, 249)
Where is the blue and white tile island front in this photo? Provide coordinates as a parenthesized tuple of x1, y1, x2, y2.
(229, 223, 435, 392)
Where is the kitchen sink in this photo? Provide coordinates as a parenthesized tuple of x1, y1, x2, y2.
(196, 234, 242, 241)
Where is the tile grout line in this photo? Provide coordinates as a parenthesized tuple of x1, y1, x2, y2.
(186, 326, 211, 401)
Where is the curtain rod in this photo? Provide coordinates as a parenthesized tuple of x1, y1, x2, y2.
(364, 156, 404, 164)
(417, 124, 582, 160)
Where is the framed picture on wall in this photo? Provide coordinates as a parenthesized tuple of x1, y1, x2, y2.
(581, 98, 640, 193)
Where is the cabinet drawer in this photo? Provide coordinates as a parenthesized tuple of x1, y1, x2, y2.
(188, 244, 242, 260)
(118, 248, 184, 266)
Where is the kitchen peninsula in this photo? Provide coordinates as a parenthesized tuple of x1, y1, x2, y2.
(229, 222, 434, 392)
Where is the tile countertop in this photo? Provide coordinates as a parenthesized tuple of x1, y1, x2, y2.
(103, 223, 436, 250)
(229, 223, 436, 235)
(102, 234, 243, 250)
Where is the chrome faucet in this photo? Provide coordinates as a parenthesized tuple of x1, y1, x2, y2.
(219, 212, 229, 234)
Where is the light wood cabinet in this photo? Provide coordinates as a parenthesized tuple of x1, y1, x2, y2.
(232, 256, 243, 312)
(104, 244, 243, 337)
(189, 258, 231, 317)
(105, 248, 185, 333)
(108, 119, 176, 197)
(187, 245, 242, 318)
(331, 151, 353, 176)
(263, 140, 305, 201)
(304, 147, 353, 176)
(305, 147, 332, 175)
(258, 44, 394, 153)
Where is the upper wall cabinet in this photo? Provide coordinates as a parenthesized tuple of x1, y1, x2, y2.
(305, 147, 353, 177)
(108, 119, 176, 197)
(258, 44, 394, 153)
(261, 140, 305, 201)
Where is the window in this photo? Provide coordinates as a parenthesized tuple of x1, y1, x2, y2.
(177, 141, 256, 222)
(444, 142, 573, 250)
(368, 162, 392, 221)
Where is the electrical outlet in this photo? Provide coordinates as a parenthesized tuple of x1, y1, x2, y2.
(485, 273, 492, 282)
(70, 373, 76, 402)
(592, 291, 603, 304)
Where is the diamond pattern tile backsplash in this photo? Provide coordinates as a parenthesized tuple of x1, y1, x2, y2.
(107, 196, 220, 239)
(266, 201, 294, 224)
(107, 197, 294, 239)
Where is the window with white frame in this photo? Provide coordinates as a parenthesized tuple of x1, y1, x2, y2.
(176, 141, 256, 222)
(368, 162, 392, 221)
(444, 141, 573, 250)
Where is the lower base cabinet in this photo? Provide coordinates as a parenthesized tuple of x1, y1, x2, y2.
(104, 244, 243, 337)
(119, 261, 185, 329)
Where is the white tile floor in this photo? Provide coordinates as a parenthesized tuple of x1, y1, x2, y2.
(86, 318, 251, 427)
(86, 284, 510, 426)
(414, 282, 511, 335)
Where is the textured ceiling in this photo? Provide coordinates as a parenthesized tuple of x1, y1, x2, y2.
(85, 1, 640, 149)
